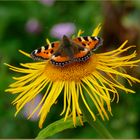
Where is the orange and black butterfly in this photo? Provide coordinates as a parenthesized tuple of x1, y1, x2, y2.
(30, 35, 103, 66)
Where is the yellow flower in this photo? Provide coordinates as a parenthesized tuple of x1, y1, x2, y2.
(5, 24, 140, 128)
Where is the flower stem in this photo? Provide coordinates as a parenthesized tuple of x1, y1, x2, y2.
(79, 96, 113, 139)
(86, 116, 113, 139)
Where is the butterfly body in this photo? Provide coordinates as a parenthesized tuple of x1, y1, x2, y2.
(31, 35, 103, 66)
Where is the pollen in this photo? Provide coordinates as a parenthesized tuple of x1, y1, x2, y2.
(44, 55, 98, 81)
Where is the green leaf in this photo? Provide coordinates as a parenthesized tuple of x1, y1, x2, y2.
(36, 117, 86, 139)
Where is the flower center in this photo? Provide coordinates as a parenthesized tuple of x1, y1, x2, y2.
(44, 54, 98, 81)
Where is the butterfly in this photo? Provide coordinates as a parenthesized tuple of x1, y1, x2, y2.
(30, 35, 103, 66)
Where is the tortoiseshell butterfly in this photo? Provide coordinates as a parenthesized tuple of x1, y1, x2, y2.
(30, 35, 103, 66)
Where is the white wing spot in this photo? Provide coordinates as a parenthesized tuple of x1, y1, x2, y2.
(88, 36, 92, 41)
(41, 46, 45, 51)
(81, 37, 85, 42)
(34, 50, 38, 54)
(84, 48, 89, 52)
(94, 37, 98, 40)
(51, 55, 56, 59)
(48, 45, 52, 49)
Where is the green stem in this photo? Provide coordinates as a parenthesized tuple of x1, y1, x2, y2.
(79, 96, 113, 139)
(85, 115, 113, 139)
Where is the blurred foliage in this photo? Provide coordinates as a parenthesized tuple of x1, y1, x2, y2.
(0, 0, 140, 138)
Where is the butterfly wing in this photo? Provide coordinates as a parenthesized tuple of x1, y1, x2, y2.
(30, 42, 60, 60)
(73, 36, 103, 51)
(50, 51, 71, 66)
(72, 36, 103, 62)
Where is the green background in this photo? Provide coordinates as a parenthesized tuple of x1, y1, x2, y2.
(0, 0, 140, 138)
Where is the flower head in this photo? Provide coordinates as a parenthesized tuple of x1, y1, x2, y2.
(5, 25, 140, 128)
(50, 23, 76, 39)
(25, 18, 42, 34)
(23, 94, 42, 121)
(39, 0, 55, 6)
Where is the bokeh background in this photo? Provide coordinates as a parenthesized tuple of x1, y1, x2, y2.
(0, 0, 140, 138)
